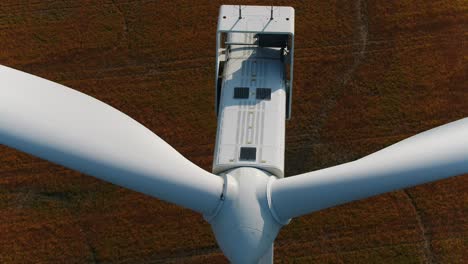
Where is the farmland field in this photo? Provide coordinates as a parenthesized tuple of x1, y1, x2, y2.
(0, 0, 467, 263)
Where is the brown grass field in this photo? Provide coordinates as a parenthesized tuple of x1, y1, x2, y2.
(0, 0, 467, 263)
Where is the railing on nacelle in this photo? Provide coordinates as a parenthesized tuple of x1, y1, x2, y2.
(214, 5, 295, 119)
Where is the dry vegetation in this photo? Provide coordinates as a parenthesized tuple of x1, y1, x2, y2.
(0, 0, 467, 263)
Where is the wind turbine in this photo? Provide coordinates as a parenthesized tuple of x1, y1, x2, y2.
(0, 5, 467, 264)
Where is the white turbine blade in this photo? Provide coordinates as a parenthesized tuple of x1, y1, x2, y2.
(270, 118, 468, 223)
(0, 65, 223, 215)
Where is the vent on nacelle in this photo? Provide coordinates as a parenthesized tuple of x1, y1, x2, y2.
(239, 147, 256, 161)
(234, 87, 250, 99)
(256, 88, 271, 100)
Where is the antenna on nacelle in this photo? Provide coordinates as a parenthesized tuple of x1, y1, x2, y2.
(270, 6, 274, 20)
(238, 5, 242, 19)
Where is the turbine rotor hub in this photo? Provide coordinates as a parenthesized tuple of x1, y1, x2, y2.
(204, 167, 285, 263)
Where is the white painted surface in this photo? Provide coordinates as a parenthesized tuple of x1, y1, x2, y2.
(207, 167, 281, 264)
(270, 118, 468, 222)
(215, 5, 295, 119)
(218, 5, 294, 33)
(0, 65, 224, 215)
(213, 32, 286, 177)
